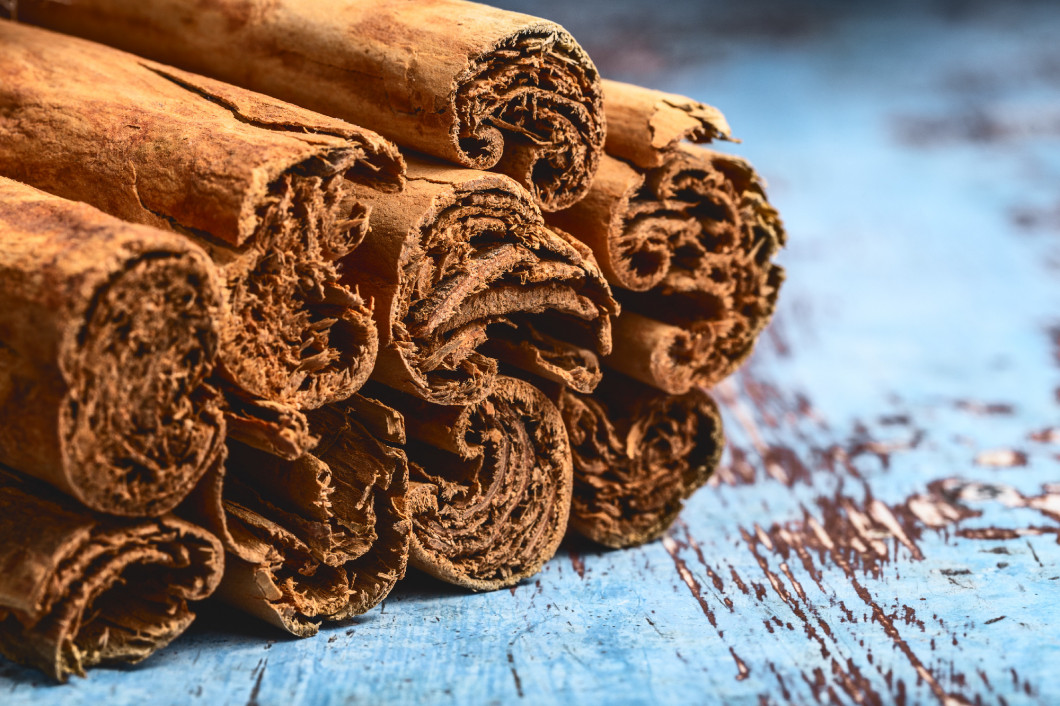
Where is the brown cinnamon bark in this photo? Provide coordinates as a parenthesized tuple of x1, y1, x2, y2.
(0, 469, 223, 681)
(0, 177, 225, 516)
(15, 0, 604, 212)
(223, 396, 316, 462)
(182, 401, 409, 636)
(604, 312, 714, 396)
(346, 160, 617, 405)
(612, 147, 786, 386)
(601, 79, 733, 170)
(549, 81, 786, 390)
(0, 22, 405, 409)
(369, 376, 572, 591)
(556, 376, 724, 548)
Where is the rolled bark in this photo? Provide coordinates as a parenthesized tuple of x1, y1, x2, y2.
(346, 160, 617, 405)
(556, 376, 724, 548)
(604, 312, 714, 396)
(369, 376, 573, 591)
(601, 79, 732, 170)
(0, 21, 405, 409)
(548, 81, 786, 390)
(0, 469, 224, 681)
(182, 402, 409, 637)
(14, 0, 604, 212)
(0, 177, 224, 516)
(613, 147, 786, 386)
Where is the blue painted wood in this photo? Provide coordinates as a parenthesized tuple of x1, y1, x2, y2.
(3, 1, 1059, 703)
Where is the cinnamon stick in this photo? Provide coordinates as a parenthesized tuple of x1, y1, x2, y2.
(548, 81, 786, 391)
(369, 377, 572, 591)
(0, 21, 405, 410)
(345, 160, 617, 405)
(611, 148, 786, 388)
(182, 402, 409, 636)
(556, 376, 724, 548)
(13, 0, 604, 211)
(0, 176, 225, 516)
(0, 469, 224, 681)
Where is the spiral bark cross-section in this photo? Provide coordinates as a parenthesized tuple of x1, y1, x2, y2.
(183, 403, 410, 637)
(558, 379, 724, 548)
(0, 178, 225, 516)
(616, 148, 786, 386)
(348, 163, 616, 406)
(63, 255, 223, 516)
(550, 80, 785, 393)
(0, 472, 223, 681)
(215, 156, 381, 407)
(455, 25, 605, 210)
(376, 377, 572, 591)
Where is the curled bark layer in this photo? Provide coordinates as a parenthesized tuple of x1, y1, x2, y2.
(601, 79, 732, 170)
(224, 396, 316, 462)
(370, 377, 572, 591)
(346, 161, 617, 405)
(557, 377, 724, 548)
(613, 147, 786, 386)
(15, 0, 604, 211)
(0, 22, 404, 408)
(549, 81, 785, 391)
(604, 312, 714, 395)
(0, 470, 223, 681)
(0, 177, 224, 516)
(182, 402, 409, 636)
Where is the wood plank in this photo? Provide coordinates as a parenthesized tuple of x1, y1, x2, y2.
(2, 1, 1058, 703)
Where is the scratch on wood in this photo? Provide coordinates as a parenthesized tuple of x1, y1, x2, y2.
(954, 400, 1015, 416)
(1027, 541, 1043, 566)
(507, 650, 524, 699)
(568, 547, 586, 579)
(662, 535, 717, 627)
(729, 647, 750, 681)
(974, 449, 1029, 468)
(1029, 427, 1060, 444)
(246, 658, 267, 706)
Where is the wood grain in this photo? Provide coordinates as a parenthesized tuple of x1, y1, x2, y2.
(2, 0, 1058, 703)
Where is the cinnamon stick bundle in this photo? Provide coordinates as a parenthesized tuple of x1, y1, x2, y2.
(556, 376, 724, 548)
(370, 377, 572, 591)
(183, 403, 409, 637)
(549, 81, 786, 393)
(0, 469, 224, 681)
(0, 177, 224, 516)
(13, 0, 605, 211)
(345, 161, 617, 405)
(0, 21, 405, 411)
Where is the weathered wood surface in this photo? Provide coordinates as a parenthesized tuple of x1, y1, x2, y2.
(2, 0, 1059, 703)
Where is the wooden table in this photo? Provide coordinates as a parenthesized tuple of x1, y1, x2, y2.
(3, 1, 1058, 703)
